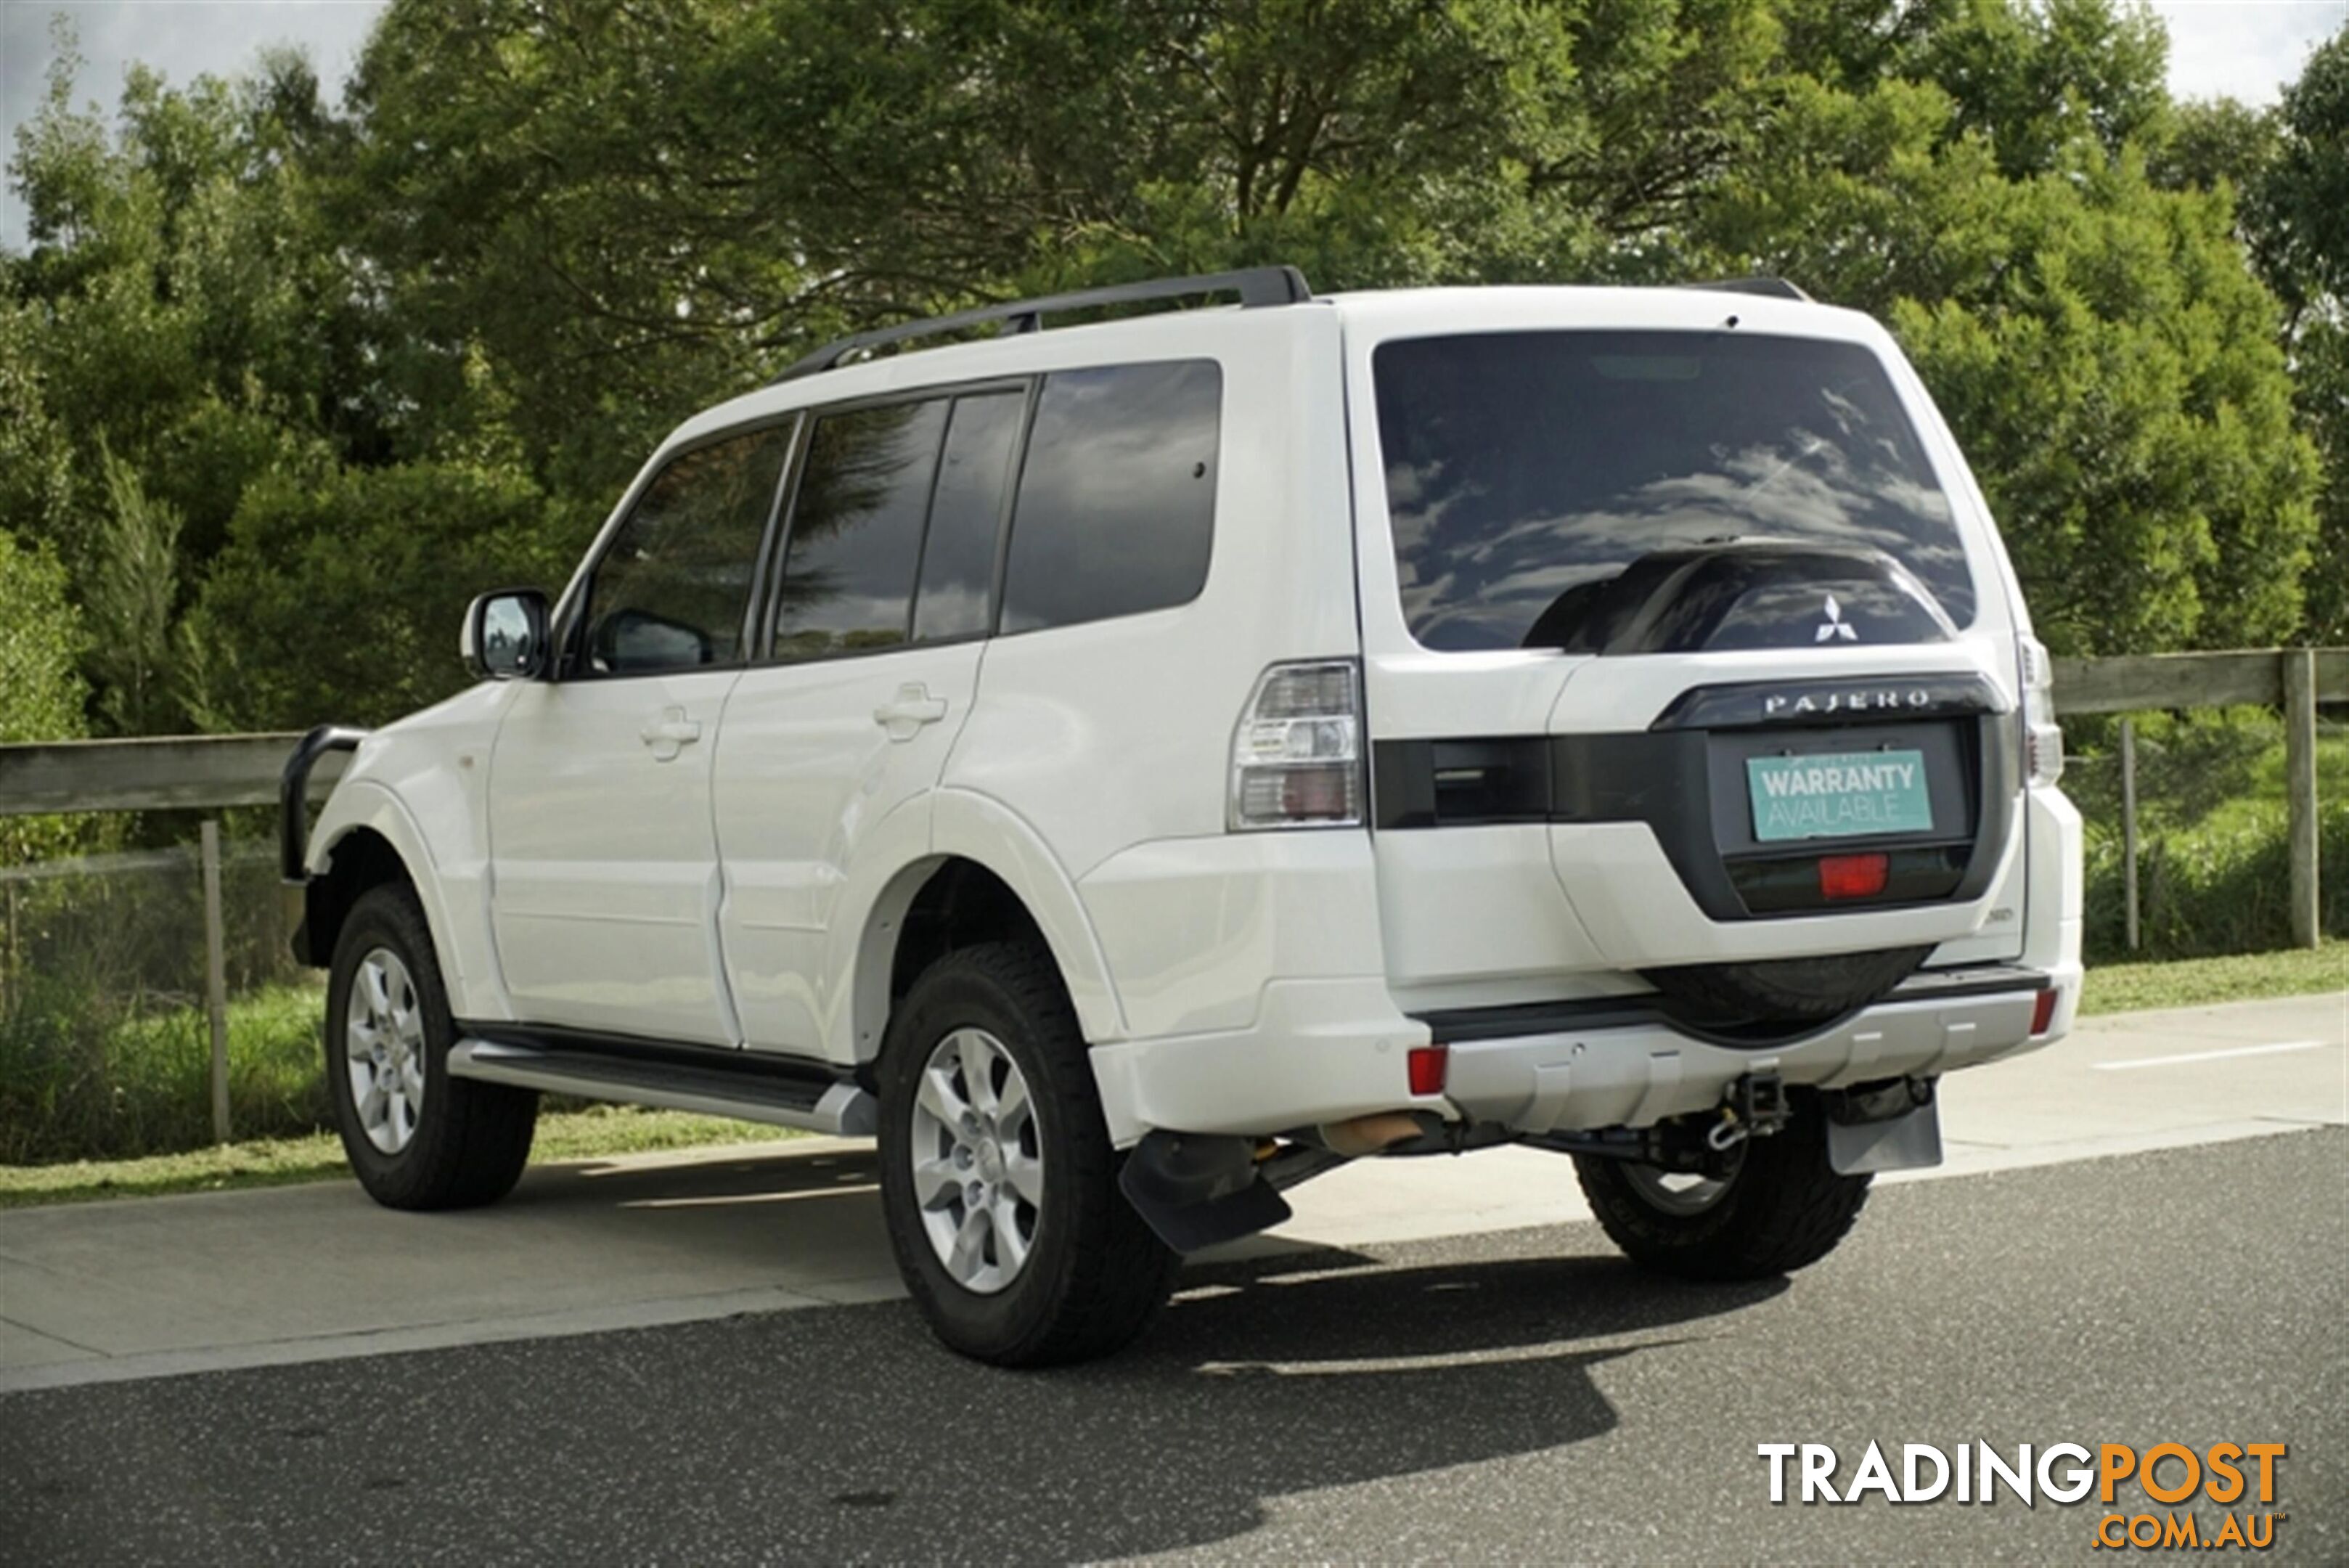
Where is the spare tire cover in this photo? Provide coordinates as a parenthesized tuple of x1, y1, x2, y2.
(1642, 946, 1933, 1037)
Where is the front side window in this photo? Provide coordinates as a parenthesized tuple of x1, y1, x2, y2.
(1000, 359, 1220, 634)
(773, 399, 951, 661)
(581, 425, 791, 676)
(1373, 332, 1975, 652)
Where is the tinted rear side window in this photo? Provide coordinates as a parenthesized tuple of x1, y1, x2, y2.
(1373, 332, 1974, 651)
(774, 399, 949, 661)
(912, 391, 1024, 642)
(1000, 360, 1220, 634)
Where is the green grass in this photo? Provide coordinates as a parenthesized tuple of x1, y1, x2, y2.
(0, 979, 330, 1165)
(0, 1104, 793, 1210)
(2080, 942, 2348, 1016)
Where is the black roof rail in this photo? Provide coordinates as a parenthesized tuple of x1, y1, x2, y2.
(1680, 276, 1813, 303)
(775, 266, 1314, 383)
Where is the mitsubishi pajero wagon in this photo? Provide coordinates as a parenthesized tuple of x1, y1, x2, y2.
(283, 268, 2083, 1365)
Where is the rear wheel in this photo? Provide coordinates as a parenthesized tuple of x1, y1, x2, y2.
(325, 884, 537, 1210)
(877, 942, 1177, 1366)
(1573, 1098, 1868, 1279)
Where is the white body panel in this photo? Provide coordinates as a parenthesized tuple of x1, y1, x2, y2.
(488, 671, 740, 1043)
(715, 642, 982, 1054)
(303, 684, 512, 1021)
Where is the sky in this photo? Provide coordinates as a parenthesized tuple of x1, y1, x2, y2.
(2, 0, 2346, 250)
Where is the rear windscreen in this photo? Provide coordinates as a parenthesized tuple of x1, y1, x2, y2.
(1372, 331, 1975, 651)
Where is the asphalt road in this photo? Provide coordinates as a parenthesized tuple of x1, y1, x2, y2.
(3, 1128, 2341, 1566)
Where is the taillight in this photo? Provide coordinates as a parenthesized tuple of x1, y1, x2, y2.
(2018, 634, 2063, 787)
(1407, 1044, 1450, 1096)
(1228, 660, 1363, 830)
(2030, 988, 2058, 1035)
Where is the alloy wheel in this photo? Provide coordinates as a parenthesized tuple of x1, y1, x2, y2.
(345, 947, 427, 1155)
(907, 1027, 1045, 1294)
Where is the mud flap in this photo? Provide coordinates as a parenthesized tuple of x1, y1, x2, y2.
(1826, 1098, 1943, 1175)
(1118, 1130, 1293, 1252)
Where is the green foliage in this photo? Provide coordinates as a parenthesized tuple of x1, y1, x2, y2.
(186, 460, 571, 731)
(84, 444, 185, 734)
(0, 979, 327, 1164)
(1694, 56, 2318, 655)
(0, 530, 84, 746)
(0, 2, 2340, 732)
(0, 528, 89, 865)
(2250, 25, 2349, 316)
(2081, 801, 2349, 962)
(2078, 942, 2348, 1016)
(2168, 23, 2349, 645)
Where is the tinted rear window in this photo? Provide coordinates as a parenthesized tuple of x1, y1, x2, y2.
(774, 399, 949, 660)
(1373, 332, 1974, 651)
(1000, 360, 1220, 634)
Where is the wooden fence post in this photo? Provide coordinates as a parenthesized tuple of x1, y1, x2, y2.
(200, 819, 231, 1143)
(2282, 649, 2320, 951)
(2120, 716, 2139, 951)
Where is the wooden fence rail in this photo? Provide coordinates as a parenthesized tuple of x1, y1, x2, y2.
(2053, 648, 2342, 952)
(0, 733, 340, 817)
(0, 648, 2337, 1141)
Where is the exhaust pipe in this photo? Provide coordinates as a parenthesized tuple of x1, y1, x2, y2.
(1315, 1112, 1423, 1157)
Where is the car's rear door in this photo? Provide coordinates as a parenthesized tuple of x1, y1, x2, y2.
(714, 386, 1026, 1056)
(489, 421, 793, 1045)
(1344, 292, 2027, 1010)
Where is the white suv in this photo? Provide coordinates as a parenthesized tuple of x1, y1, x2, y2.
(285, 268, 2083, 1365)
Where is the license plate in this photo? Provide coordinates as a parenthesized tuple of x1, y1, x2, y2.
(1746, 749, 1932, 843)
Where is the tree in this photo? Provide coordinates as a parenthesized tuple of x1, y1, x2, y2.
(6, 0, 2336, 738)
(1688, 15, 2319, 654)
(83, 444, 184, 735)
(2247, 24, 2349, 642)
(4, 28, 368, 729)
(183, 460, 571, 732)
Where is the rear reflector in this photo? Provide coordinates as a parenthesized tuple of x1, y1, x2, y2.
(1407, 1044, 1450, 1097)
(2030, 988, 2058, 1036)
(1818, 852, 1890, 900)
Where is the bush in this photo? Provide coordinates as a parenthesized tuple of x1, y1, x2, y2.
(182, 460, 571, 732)
(2083, 799, 2349, 963)
(0, 977, 327, 1165)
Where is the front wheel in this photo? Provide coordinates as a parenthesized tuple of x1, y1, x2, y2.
(325, 883, 537, 1210)
(876, 942, 1176, 1366)
(1573, 1098, 1869, 1280)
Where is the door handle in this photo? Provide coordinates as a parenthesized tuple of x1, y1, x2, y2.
(639, 707, 703, 761)
(873, 683, 948, 742)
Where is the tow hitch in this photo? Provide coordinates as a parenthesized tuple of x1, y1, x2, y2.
(1531, 1069, 1942, 1176)
(1708, 1071, 1791, 1151)
(1534, 1071, 1789, 1177)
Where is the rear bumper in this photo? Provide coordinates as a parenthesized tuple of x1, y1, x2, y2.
(1089, 963, 2078, 1146)
(1441, 967, 2067, 1134)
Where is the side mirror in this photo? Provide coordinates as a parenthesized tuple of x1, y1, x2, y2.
(462, 589, 550, 681)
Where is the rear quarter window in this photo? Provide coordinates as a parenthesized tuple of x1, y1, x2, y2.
(1000, 359, 1221, 634)
(1373, 331, 1976, 652)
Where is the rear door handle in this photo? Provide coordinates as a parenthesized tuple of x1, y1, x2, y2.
(874, 683, 948, 742)
(640, 707, 703, 761)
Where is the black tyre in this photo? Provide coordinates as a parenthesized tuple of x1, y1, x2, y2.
(876, 942, 1177, 1366)
(325, 883, 537, 1210)
(1574, 1098, 1868, 1280)
(1643, 946, 1932, 1033)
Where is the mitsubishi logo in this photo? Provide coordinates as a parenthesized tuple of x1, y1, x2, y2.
(1815, 594, 1858, 642)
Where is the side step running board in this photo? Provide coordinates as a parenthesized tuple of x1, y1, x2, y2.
(448, 1038, 877, 1137)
